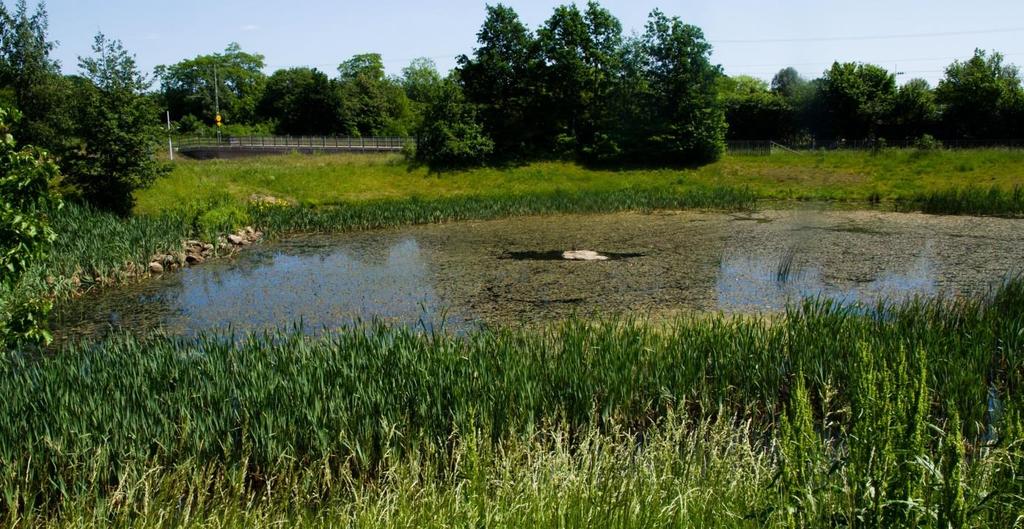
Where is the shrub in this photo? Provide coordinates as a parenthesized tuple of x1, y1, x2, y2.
(0, 108, 61, 347)
(913, 134, 943, 151)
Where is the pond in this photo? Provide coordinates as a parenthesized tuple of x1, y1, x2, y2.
(53, 209, 1024, 342)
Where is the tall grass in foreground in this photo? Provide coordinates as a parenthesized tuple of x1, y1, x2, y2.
(2, 280, 1023, 527)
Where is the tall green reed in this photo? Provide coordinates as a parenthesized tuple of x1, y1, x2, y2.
(903, 186, 1024, 216)
(2, 279, 1022, 525)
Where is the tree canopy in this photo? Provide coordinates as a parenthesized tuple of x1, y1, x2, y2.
(0, 0, 70, 148)
(155, 43, 267, 127)
(64, 33, 168, 214)
(259, 67, 345, 136)
(2, 0, 1024, 180)
(450, 3, 726, 167)
(936, 49, 1024, 139)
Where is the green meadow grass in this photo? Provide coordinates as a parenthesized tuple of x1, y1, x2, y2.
(2, 281, 1023, 527)
(135, 149, 1024, 215)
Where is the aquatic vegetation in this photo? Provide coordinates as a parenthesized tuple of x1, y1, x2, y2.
(2, 280, 1023, 526)
(905, 185, 1024, 216)
(248, 186, 758, 234)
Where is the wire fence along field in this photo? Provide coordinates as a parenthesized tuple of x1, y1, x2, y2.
(726, 138, 1024, 155)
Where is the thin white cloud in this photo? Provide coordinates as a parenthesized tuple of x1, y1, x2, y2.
(240, 24, 260, 32)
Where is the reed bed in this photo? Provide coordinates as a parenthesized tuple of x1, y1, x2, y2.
(905, 186, 1024, 216)
(2, 280, 1023, 527)
(248, 186, 758, 235)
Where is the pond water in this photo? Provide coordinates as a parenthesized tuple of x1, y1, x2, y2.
(53, 209, 1024, 342)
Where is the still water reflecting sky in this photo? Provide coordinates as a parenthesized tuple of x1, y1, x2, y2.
(53, 210, 1024, 342)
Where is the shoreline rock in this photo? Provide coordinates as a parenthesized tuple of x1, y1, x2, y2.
(147, 227, 263, 275)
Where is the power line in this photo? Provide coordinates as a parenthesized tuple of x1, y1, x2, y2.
(727, 52, 1024, 70)
(260, 35, 1024, 74)
(712, 27, 1024, 45)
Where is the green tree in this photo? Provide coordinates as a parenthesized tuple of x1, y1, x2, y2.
(338, 53, 385, 83)
(890, 78, 938, 141)
(401, 58, 443, 130)
(0, 0, 72, 150)
(259, 67, 346, 136)
(64, 33, 167, 215)
(155, 43, 266, 127)
(771, 67, 809, 100)
(719, 75, 794, 140)
(816, 62, 896, 142)
(535, 1, 623, 156)
(770, 67, 814, 141)
(0, 107, 60, 347)
(432, 3, 726, 167)
(401, 58, 443, 103)
(635, 9, 726, 164)
(336, 53, 412, 137)
(936, 49, 1023, 139)
(591, 35, 649, 161)
(414, 79, 493, 170)
(456, 4, 541, 159)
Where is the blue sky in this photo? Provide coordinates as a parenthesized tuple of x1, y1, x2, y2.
(39, 0, 1024, 85)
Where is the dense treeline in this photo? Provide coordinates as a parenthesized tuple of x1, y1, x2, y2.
(157, 47, 422, 138)
(3, 0, 1024, 178)
(146, 3, 1024, 167)
(440, 4, 725, 167)
(722, 52, 1024, 145)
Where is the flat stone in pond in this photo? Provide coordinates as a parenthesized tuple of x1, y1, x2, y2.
(562, 250, 609, 261)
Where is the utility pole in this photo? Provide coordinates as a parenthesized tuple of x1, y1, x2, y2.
(166, 111, 174, 161)
(214, 64, 222, 142)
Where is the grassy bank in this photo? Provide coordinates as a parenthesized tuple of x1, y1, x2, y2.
(135, 149, 1024, 215)
(3, 281, 1023, 527)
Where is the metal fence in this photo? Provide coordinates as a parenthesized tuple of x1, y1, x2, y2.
(176, 136, 413, 151)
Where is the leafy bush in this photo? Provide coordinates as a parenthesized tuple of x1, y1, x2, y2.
(0, 108, 61, 347)
(196, 202, 250, 238)
(913, 133, 943, 150)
